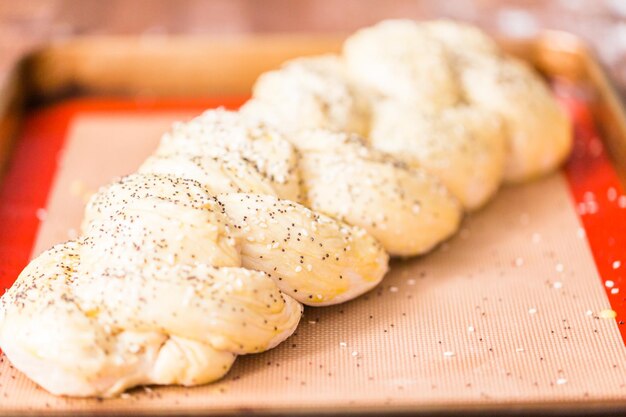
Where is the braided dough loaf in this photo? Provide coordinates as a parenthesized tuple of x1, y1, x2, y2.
(345, 19, 572, 184)
(243, 55, 370, 137)
(0, 19, 571, 398)
(368, 102, 507, 209)
(0, 111, 389, 397)
(343, 20, 460, 108)
(245, 19, 572, 204)
(288, 129, 461, 255)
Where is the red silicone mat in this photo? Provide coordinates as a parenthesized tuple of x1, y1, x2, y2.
(1, 90, 626, 415)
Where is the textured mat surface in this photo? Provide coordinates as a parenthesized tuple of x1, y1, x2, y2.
(1, 97, 625, 415)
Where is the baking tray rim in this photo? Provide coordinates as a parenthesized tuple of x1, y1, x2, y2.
(1, 30, 626, 416)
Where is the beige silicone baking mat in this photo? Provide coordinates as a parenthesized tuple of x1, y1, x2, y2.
(1, 107, 626, 415)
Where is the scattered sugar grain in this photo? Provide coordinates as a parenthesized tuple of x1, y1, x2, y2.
(35, 208, 47, 221)
(599, 309, 617, 319)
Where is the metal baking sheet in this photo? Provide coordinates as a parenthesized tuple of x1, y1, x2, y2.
(0, 32, 625, 415)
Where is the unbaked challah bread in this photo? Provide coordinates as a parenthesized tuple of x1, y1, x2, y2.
(243, 55, 502, 208)
(139, 152, 279, 197)
(345, 19, 572, 184)
(287, 129, 462, 255)
(457, 55, 572, 182)
(0, 240, 299, 397)
(244, 19, 572, 195)
(0, 19, 572, 398)
(343, 20, 460, 108)
(83, 171, 388, 307)
(243, 55, 370, 137)
(368, 102, 507, 209)
(0, 168, 388, 397)
(155, 109, 462, 256)
(155, 110, 302, 202)
(0, 108, 391, 397)
(217, 193, 388, 305)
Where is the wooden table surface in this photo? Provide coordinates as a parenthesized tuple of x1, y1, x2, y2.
(0, 0, 625, 96)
